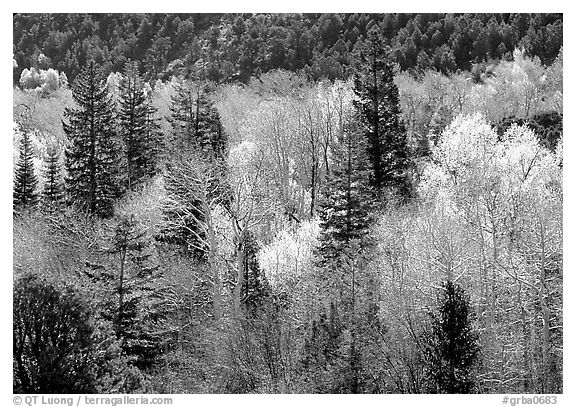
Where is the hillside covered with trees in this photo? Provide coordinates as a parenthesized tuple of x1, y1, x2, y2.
(14, 13, 562, 83)
(13, 13, 562, 394)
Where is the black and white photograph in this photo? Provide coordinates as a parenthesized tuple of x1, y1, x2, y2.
(11, 9, 564, 398)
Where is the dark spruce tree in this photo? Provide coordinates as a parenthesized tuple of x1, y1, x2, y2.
(312, 114, 377, 393)
(169, 78, 199, 153)
(106, 215, 172, 371)
(196, 89, 231, 210)
(300, 302, 346, 392)
(160, 78, 228, 255)
(118, 61, 161, 190)
(352, 26, 412, 199)
(41, 145, 65, 208)
(169, 78, 227, 161)
(240, 230, 271, 315)
(144, 95, 163, 165)
(424, 281, 480, 394)
(317, 115, 375, 268)
(196, 89, 228, 161)
(63, 61, 118, 218)
(13, 127, 38, 210)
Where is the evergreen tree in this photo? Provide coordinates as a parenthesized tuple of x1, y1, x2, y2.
(162, 80, 229, 255)
(317, 115, 375, 267)
(353, 26, 412, 198)
(13, 127, 38, 210)
(196, 89, 228, 161)
(423, 281, 480, 394)
(144, 95, 163, 166)
(313, 115, 377, 393)
(169, 78, 199, 152)
(118, 61, 161, 190)
(41, 145, 65, 208)
(300, 302, 346, 392)
(169, 78, 227, 161)
(240, 231, 271, 315)
(106, 215, 171, 370)
(14, 272, 143, 393)
(63, 61, 118, 218)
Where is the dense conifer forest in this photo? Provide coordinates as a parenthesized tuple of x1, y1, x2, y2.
(13, 13, 562, 394)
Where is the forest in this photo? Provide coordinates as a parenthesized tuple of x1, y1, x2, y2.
(13, 13, 563, 394)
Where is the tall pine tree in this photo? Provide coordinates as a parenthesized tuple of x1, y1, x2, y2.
(41, 145, 65, 208)
(196, 89, 227, 161)
(317, 114, 375, 268)
(13, 127, 38, 210)
(118, 61, 161, 190)
(63, 61, 118, 218)
(144, 95, 163, 166)
(423, 281, 480, 393)
(312, 113, 377, 393)
(169, 78, 199, 153)
(161, 78, 228, 254)
(240, 230, 271, 315)
(169, 78, 227, 161)
(106, 215, 172, 371)
(353, 26, 412, 198)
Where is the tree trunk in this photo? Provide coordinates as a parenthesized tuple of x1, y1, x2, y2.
(208, 219, 221, 320)
(233, 231, 246, 315)
(117, 250, 126, 337)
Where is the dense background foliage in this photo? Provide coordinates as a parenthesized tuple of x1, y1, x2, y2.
(14, 13, 562, 84)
